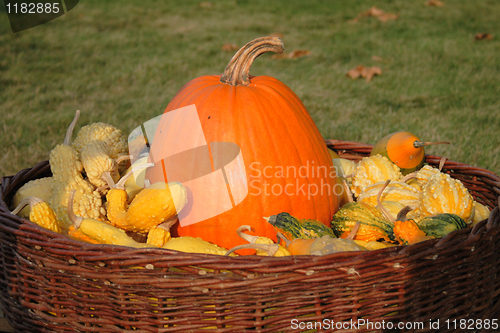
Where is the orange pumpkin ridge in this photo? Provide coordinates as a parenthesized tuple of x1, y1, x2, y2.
(146, 37, 339, 250)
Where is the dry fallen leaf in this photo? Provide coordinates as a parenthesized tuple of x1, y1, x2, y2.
(222, 43, 239, 52)
(425, 0, 445, 6)
(350, 6, 399, 23)
(475, 33, 494, 41)
(377, 12, 400, 22)
(346, 65, 382, 82)
(272, 50, 311, 59)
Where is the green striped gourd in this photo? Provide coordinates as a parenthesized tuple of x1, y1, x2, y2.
(331, 201, 395, 242)
(265, 212, 336, 240)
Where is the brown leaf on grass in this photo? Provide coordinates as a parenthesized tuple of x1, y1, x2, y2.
(475, 33, 494, 41)
(346, 65, 382, 82)
(350, 6, 399, 23)
(377, 12, 400, 22)
(272, 50, 311, 59)
(425, 0, 445, 7)
(222, 43, 239, 52)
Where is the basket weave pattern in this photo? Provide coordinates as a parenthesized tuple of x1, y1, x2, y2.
(0, 140, 499, 332)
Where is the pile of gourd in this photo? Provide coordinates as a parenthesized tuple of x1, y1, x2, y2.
(9, 110, 491, 257)
(328, 132, 491, 249)
(10, 110, 233, 255)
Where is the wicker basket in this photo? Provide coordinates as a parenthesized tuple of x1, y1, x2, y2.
(0, 140, 499, 333)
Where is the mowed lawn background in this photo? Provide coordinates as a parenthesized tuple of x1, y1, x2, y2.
(1, 0, 499, 179)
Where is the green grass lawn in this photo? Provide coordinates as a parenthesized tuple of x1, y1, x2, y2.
(1, 0, 500, 178)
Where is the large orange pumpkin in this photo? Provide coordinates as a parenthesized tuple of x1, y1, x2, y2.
(145, 37, 338, 250)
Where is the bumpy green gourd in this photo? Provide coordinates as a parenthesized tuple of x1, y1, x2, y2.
(331, 201, 395, 242)
(265, 212, 336, 240)
(417, 213, 467, 238)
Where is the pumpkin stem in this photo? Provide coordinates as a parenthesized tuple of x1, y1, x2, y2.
(64, 110, 80, 146)
(237, 225, 259, 243)
(220, 36, 284, 86)
(225, 243, 279, 257)
(396, 206, 413, 222)
(376, 179, 395, 223)
(67, 190, 84, 229)
(413, 140, 450, 148)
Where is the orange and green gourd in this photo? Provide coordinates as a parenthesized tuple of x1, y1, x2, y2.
(370, 131, 450, 175)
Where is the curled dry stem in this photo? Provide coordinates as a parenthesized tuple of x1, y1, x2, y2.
(236, 225, 259, 243)
(67, 190, 83, 229)
(64, 110, 80, 146)
(225, 243, 279, 257)
(11, 196, 43, 215)
(342, 179, 354, 203)
(376, 179, 395, 223)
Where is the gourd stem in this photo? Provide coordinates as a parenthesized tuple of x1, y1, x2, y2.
(101, 171, 116, 189)
(401, 172, 417, 183)
(236, 225, 259, 243)
(413, 140, 450, 148)
(157, 216, 179, 232)
(113, 163, 155, 190)
(11, 196, 43, 215)
(220, 37, 284, 86)
(376, 179, 395, 223)
(438, 157, 447, 171)
(396, 206, 413, 222)
(115, 155, 132, 164)
(225, 243, 279, 257)
(276, 232, 291, 247)
(64, 110, 80, 146)
(67, 190, 84, 229)
(342, 179, 354, 203)
(346, 222, 360, 240)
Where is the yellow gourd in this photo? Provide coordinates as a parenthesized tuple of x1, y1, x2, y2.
(358, 180, 421, 213)
(351, 154, 403, 197)
(49, 110, 104, 233)
(420, 172, 474, 223)
(146, 217, 178, 247)
(104, 169, 187, 233)
(472, 201, 491, 226)
(67, 190, 155, 248)
(11, 177, 53, 218)
(11, 196, 62, 234)
(163, 237, 234, 256)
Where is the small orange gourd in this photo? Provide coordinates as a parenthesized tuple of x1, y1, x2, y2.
(392, 207, 433, 245)
(371, 131, 450, 175)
